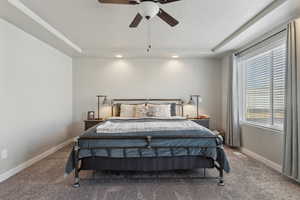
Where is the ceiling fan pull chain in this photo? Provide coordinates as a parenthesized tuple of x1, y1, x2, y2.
(147, 21, 152, 52)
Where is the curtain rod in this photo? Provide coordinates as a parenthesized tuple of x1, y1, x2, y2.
(234, 28, 287, 56)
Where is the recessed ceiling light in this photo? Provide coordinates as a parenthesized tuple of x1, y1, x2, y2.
(115, 54, 123, 58)
(172, 55, 179, 58)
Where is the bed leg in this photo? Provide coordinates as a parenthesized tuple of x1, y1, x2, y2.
(73, 141, 80, 188)
(217, 167, 224, 186)
(73, 178, 80, 188)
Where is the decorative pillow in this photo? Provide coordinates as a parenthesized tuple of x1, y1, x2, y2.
(120, 104, 136, 117)
(135, 104, 148, 118)
(147, 104, 171, 118)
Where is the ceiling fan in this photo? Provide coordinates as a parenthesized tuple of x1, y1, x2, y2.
(98, 0, 181, 28)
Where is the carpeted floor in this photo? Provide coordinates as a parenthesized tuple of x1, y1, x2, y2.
(0, 145, 300, 200)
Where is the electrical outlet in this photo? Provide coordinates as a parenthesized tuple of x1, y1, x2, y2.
(1, 149, 8, 159)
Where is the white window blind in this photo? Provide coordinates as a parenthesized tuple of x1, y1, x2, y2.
(238, 31, 286, 129)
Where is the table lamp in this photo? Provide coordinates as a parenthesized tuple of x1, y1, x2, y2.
(96, 95, 109, 120)
(187, 95, 203, 118)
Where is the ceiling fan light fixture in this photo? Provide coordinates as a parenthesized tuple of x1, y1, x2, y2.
(139, 1, 159, 20)
(98, 0, 180, 28)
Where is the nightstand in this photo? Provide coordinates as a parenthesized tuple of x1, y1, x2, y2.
(189, 118, 210, 129)
(84, 120, 104, 131)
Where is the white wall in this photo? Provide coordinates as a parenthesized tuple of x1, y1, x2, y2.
(0, 18, 73, 175)
(221, 54, 283, 165)
(73, 58, 222, 135)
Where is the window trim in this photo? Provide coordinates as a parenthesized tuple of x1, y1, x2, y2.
(240, 120, 283, 133)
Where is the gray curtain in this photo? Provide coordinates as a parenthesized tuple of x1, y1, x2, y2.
(226, 54, 241, 147)
(283, 19, 300, 182)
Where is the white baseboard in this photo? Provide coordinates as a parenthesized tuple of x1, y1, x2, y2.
(240, 147, 282, 173)
(0, 137, 75, 183)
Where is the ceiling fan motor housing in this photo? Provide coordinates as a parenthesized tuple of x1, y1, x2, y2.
(139, 1, 159, 20)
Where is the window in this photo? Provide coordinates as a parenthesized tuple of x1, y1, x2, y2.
(238, 33, 286, 130)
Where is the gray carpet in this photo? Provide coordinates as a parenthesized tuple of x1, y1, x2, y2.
(0, 145, 300, 200)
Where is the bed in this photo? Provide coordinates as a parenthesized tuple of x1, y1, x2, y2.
(65, 99, 230, 187)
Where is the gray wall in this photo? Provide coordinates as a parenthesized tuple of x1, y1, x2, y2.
(73, 58, 223, 136)
(0, 18, 73, 175)
(221, 54, 283, 165)
(240, 125, 283, 164)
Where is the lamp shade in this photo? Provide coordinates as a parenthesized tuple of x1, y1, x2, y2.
(187, 96, 195, 105)
(102, 96, 109, 105)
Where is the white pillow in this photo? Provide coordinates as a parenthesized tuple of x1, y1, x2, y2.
(120, 104, 136, 117)
(148, 104, 171, 118)
(135, 104, 148, 118)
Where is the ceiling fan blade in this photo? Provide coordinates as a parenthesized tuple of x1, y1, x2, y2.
(98, 0, 139, 5)
(129, 13, 143, 28)
(159, 0, 181, 4)
(157, 8, 179, 27)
